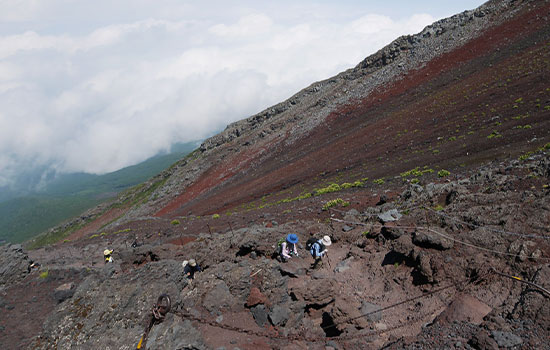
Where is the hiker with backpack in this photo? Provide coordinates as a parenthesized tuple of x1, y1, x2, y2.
(104, 249, 114, 264)
(307, 235, 332, 269)
(182, 259, 201, 280)
(280, 234, 299, 262)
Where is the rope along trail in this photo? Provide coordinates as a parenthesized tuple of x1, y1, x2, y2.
(329, 219, 550, 261)
(158, 273, 482, 345)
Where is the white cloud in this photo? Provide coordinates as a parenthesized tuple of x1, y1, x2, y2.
(0, 1, 442, 188)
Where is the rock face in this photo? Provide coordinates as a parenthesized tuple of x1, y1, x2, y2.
(0, 244, 30, 290)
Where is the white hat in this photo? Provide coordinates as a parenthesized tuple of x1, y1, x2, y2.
(321, 235, 332, 246)
(189, 259, 197, 267)
(182, 260, 188, 268)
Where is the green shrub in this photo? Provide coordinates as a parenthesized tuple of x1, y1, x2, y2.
(171, 219, 180, 225)
(315, 183, 341, 195)
(39, 270, 49, 279)
(373, 178, 385, 185)
(438, 169, 450, 177)
(322, 198, 350, 210)
(212, 214, 220, 219)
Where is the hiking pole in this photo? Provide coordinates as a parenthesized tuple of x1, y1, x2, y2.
(325, 252, 332, 269)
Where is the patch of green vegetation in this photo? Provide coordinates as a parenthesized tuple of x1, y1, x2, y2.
(340, 180, 364, 189)
(171, 219, 180, 225)
(519, 151, 535, 161)
(89, 234, 99, 239)
(487, 130, 502, 139)
(434, 205, 444, 211)
(113, 228, 131, 234)
(315, 183, 341, 195)
(322, 198, 350, 211)
(448, 136, 457, 141)
(39, 270, 49, 279)
(373, 178, 385, 185)
(212, 214, 220, 219)
(438, 169, 451, 178)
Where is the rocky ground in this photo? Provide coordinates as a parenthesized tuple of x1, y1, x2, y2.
(3, 0, 550, 349)
(2, 150, 549, 349)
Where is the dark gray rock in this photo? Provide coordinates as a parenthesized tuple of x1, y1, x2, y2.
(360, 301, 382, 322)
(251, 305, 268, 327)
(269, 304, 290, 326)
(381, 224, 404, 239)
(53, 282, 76, 303)
(412, 231, 453, 250)
(202, 281, 239, 314)
(334, 257, 353, 273)
(491, 331, 522, 348)
(0, 244, 31, 290)
(279, 262, 306, 277)
(146, 316, 206, 350)
(378, 209, 402, 223)
(342, 225, 354, 232)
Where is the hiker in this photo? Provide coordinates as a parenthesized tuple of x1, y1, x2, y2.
(182, 259, 201, 280)
(104, 249, 114, 264)
(280, 233, 299, 262)
(308, 235, 331, 269)
(28, 261, 40, 272)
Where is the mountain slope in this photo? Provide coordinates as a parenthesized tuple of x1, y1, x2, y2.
(4, 1, 550, 349)
(142, 0, 550, 221)
(0, 141, 197, 244)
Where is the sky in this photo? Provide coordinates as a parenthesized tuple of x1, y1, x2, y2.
(0, 0, 486, 189)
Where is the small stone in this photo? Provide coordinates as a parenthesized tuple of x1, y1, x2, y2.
(250, 305, 268, 327)
(378, 209, 402, 223)
(342, 225, 353, 232)
(246, 287, 267, 307)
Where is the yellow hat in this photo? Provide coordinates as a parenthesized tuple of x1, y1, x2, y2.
(104, 249, 113, 255)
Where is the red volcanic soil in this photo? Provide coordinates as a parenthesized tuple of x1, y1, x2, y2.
(156, 1, 550, 220)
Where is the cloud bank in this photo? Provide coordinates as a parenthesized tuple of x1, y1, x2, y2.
(0, 1, 482, 188)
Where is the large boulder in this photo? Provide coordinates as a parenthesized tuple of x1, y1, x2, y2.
(53, 282, 76, 303)
(433, 294, 491, 325)
(289, 278, 336, 306)
(0, 244, 31, 290)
